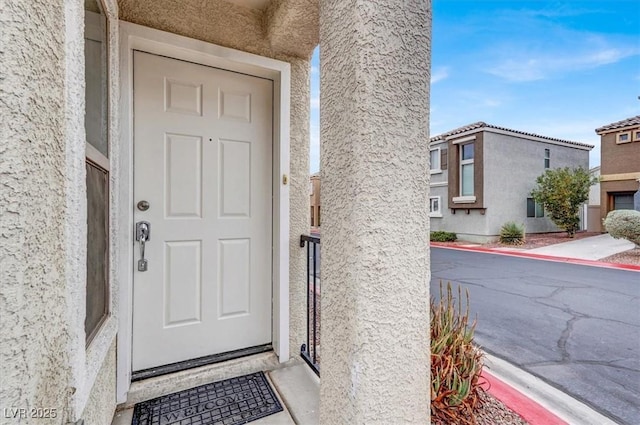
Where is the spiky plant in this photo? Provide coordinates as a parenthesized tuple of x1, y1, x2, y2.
(431, 282, 484, 425)
(500, 221, 525, 245)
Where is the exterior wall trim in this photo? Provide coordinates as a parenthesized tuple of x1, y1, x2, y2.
(600, 172, 640, 182)
(117, 21, 291, 403)
(445, 127, 592, 151)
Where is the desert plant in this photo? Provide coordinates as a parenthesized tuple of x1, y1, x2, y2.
(531, 167, 596, 237)
(431, 231, 457, 242)
(500, 222, 525, 245)
(431, 282, 484, 425)
(603, 209, 640, 247)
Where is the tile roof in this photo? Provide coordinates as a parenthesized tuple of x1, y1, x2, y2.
(430, 121, 594, 149)
(595, 116, 640, 134)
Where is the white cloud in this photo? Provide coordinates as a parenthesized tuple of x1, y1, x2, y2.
(483, 22, 640, 83)
(487, 46, 639, 82)
(431, 67, 449, 84)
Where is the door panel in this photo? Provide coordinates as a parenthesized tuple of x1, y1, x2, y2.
(132, 51, 273, 371)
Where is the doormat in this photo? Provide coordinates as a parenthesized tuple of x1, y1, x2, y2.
(131, 372, 283, 425)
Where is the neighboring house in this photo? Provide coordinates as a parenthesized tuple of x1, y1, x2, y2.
(2, 1, 431, 424)
(310, 172, 321, 229)
(595, 116, 640, 225)
(429, 122, 593, 243)
(587, 166, 602, 232)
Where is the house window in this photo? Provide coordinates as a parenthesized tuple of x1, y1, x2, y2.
(84, 0, 110, 345)
(527, 198, 544, 218)
(460, 143, 474, 196)
(430, 148, 441, 174)
(633, 130, 640, 142)
(317, 206, 321, 227)
(616, 132, 631, 144)
(441, 148, 448, 170)
(429, 196, 442, 217)
(613, 193, 634, 210)
(544, 149, 550, 169)
(310, 206, 315, 226)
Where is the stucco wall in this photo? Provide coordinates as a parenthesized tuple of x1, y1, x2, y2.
(288, 59, 311, 358)
(484, 131, 590, 236)
(2, 0, 120, 422)
(1, 0, 81, 422)
(319, 0, 431, 422)
(80, 342, 116, 425)
(589, 167, 601, 206)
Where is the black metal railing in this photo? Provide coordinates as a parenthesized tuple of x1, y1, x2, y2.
(300, 234, 320, 375)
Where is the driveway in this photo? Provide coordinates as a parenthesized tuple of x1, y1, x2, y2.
(431, 247, 640, 425)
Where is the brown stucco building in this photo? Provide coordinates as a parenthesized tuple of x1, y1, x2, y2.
(595, 116, 640, 224)
(310, 172, 321, 229)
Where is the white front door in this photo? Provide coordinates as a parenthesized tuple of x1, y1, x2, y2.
(132, 51, 273, 371)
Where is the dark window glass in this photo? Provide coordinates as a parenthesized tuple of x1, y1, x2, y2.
(86, 161, 109, 343)
(613, 194, 634, 210)
(544, 149, 550, 169)
(462, 143, 474, 160)
(441, 148, 448, 170)
(527, 198, 536, 217)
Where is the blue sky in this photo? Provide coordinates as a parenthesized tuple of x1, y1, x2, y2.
(309, 0, 640, 173)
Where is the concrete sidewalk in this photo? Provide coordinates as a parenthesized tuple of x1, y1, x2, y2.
(527, 233, 635, 260)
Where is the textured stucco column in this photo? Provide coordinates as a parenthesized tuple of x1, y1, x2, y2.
(288, 59, 312, 357)
(1, 0, 85, 422)
(319, 1, 431, 423)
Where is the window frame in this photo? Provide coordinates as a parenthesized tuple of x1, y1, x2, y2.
(633, 130, 640, 142)
(459, 142, 474, 197)
(84, 1, 111, 347)
(616, 131, 631, 144)
(527, 197, 544, 218)
(430, 147, 441, 174)
(544, 148, 550, 169)
(429, 196, 442, 218)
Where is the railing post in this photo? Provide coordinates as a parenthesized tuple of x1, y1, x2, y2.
(299, 234, 320, 375)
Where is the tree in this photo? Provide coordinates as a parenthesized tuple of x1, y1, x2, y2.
(530, 167, 596, 237)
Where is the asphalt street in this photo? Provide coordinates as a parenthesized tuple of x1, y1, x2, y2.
(431, 247, 640, 425)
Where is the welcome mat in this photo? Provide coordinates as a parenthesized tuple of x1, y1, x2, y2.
(131, 372, 283, 425)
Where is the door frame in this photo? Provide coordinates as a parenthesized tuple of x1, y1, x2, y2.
(117, 21, 291, 403)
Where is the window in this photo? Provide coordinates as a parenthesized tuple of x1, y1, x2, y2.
(317, 206, 321, 227)
(613, 193, 634, 210)
(441, 148, 448, 170)
(460, 143, 474, 196)
(430, 148, 441, 173)
(527, 198, 544, 218)
(633, 130, 640, 142)
(544, 149, 550, 169)
(310, 206, 315, 226)
(617, 132, 631, 144)
(429, 196, 442, 217)
(84, 0, 110, 344)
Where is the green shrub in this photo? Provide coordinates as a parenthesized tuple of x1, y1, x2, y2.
(431, 282, 484, 425)
(499, 222, 525, 245)
(603, 209, 640, 247)
(431, 231, 457, 242)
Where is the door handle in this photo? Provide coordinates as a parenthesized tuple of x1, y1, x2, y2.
(136, 221, 151, 272)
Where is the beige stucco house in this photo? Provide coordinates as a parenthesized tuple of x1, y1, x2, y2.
(429, 122, 593, 242)
(1, 1, 431, 424)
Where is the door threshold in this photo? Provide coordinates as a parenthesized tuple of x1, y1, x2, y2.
(131, 344, 273, 382)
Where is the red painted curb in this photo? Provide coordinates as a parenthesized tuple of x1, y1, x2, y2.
(430, 243, 640, 271)
(482, 371, 569, 425)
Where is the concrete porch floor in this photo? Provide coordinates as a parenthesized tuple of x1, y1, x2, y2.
(111, 353, 319, 425)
